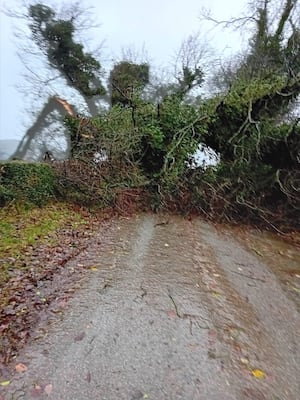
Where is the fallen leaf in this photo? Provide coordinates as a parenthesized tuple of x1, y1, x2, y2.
(208, 349, 216, 359)
(74, 332, 86, 341)
(233, 342, 242, 352)
(44, 383, 53, 395)
(240, 357, 249, 365)
(252, 368, 266, 379)
(30, 385, 43, 397)
(0, 381, 10, 386)
(187, 342, 200, 350)
(86, 371, 91, 383)
(90, 266, 98, 271)
(15, 362, 28, 372)
(292, 286, 300, 293)
(50, 309, 62, 314)
(167, 309, 177, 318)
(143, 394, 149, 399)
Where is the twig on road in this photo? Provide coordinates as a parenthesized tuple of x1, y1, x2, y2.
(230, 269, 266, 283)
(167, 291, 182, 318)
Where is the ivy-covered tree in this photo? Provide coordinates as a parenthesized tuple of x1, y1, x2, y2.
(11, 2, 106, 160)
(195, 0, 300, 228)
(29, 4, 106, 103)
(206, 0, 300, 163)
(245, 0, 300, 81)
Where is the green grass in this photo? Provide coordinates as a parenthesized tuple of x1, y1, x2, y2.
(0, 202, 89, 284)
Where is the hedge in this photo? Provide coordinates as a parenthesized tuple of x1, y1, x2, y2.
(0, 161, 55, 207)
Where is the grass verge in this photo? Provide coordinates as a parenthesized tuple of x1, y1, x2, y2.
(0, 202, 89, 286)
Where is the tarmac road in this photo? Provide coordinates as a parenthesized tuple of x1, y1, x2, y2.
(2, 214, 300, 399)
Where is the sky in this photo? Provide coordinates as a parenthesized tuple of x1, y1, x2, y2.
(0, 0, 247, 141)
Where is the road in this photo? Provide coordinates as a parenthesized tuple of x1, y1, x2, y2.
(2, 214, 300, 399)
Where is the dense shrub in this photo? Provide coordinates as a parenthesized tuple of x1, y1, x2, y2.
(168, 162, 300, 231)
(0, 161, 55, 207)
(53, 159, 147, 207)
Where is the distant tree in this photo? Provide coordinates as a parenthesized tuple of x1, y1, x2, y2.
(109, 61, 150, 107)
(172, 32, 208, 99)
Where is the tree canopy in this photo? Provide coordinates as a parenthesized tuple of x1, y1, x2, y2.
(109, 61, 150, 107)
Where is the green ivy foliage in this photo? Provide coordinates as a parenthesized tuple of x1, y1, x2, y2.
(29, 3, 106, 97)
(0, 162, 55, 207)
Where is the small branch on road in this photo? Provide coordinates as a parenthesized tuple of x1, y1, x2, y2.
(140, 285, 147, 298)
(168, 291, 182, 318)
(230, 269, 266, 283)
(155, 220, 169, 226)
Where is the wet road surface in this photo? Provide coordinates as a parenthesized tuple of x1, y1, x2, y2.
(2, 214, 300, 399)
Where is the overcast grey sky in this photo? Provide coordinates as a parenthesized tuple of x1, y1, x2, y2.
(0, 0, 246, 141)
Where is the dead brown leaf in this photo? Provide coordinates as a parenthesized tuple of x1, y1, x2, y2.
(86, 371, 91, 383)
(44, 383, 53, 395)
(167, 309, 177, 318)
(30, 385, 43, 397)
(15, 362, 28, 372)
(74, 332, 86, 342)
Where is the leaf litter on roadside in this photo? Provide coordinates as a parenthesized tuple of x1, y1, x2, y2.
(0, 206, 111, 365)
